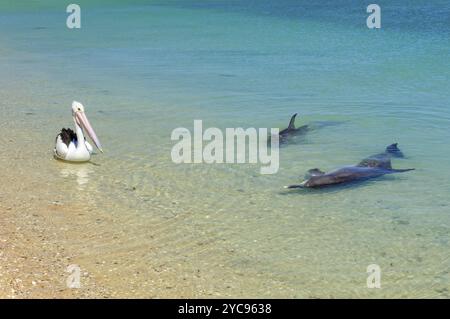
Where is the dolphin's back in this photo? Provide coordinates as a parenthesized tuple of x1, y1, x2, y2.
(357, 153, 392, 169)
(303, 166, 390, 188)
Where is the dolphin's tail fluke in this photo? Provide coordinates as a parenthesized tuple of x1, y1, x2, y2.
(288, 113, 297, 130)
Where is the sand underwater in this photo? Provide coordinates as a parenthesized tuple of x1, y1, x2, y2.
(1, 1, 449, 298)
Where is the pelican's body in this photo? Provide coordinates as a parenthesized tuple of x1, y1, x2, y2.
(54, 101, 103, 162)
(54, 128, 94, 162)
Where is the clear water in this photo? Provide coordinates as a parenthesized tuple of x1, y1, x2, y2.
(1, 0, 449, 297)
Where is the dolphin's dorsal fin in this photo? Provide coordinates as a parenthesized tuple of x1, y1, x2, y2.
(385, 142, 404, 157)
(305, 168, 325, 179)
(288, 113, 297, 130)
(386, 143, 399, 153)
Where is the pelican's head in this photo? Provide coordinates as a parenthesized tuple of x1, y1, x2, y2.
(71, 101, 103, 153)
(72, 101, 85, 114)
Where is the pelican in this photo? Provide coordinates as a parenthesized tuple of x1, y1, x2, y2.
(54, 101, 103, 162)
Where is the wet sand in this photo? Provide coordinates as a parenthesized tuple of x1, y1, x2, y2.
(0, 135, 246, 298)
(0, 118, 106, 298)
(0, 152, 292, 298)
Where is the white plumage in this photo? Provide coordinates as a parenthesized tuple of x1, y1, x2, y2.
(54, 101, 103, 162)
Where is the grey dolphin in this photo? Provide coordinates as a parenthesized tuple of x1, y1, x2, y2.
(286, 143, 414, 189)
(278, 113, 308, 143)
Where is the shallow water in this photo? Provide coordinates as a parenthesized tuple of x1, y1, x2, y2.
(1, 0, 449, 297)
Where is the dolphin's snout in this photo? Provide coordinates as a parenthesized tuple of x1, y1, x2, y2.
(285, 180, 308, 189)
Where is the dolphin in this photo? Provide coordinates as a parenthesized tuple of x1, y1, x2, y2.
(277, 113, 308, 144)
(286, 143, 414, 189)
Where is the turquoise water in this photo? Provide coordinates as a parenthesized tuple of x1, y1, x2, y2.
(1, 1, 449, 297)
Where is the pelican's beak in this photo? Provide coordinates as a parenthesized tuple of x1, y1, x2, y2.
(76, 111, 103, 153)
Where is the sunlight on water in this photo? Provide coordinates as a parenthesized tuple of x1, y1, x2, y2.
(0, 0, 449, 297)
